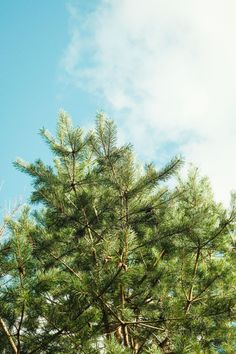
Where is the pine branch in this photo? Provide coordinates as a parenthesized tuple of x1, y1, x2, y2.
(185, 246, 201, 314)
(0, 318, 18, 354)
(202, 213, 236, 248)
(28, 268, 123, 354)
(49, 252, 82, 280)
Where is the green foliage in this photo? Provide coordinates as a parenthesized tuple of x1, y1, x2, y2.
(0, 111, 235, 353)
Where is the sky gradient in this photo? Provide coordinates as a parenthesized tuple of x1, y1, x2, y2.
(1, 1, 100, 212)
(1, 0, 236, 213)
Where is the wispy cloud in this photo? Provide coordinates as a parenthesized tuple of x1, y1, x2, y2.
(62, 0, 236, 205)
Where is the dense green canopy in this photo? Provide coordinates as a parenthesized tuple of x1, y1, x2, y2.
(0, 112, 235, 353)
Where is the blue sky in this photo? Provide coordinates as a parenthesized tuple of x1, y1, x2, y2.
(1, 0, 236, 212)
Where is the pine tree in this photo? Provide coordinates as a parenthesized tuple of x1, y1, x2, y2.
(0, 112, 235, 353)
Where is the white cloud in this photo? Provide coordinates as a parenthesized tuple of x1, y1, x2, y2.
(62, 0, 236, 205)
